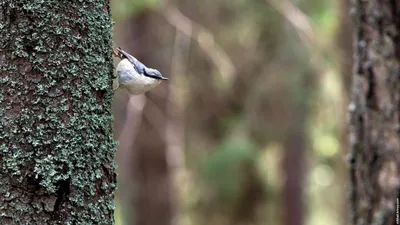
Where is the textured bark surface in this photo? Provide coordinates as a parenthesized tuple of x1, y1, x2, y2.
(349, 0, 400, 224)
(0, 1, 116, 224)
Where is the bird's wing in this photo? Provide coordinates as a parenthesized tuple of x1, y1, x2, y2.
(143, 68, 169, 80)
(117, 47, 168, 81)
(117, 47, 146, 74)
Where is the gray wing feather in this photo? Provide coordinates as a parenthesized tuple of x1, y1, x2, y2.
(117, 47, 146, 74)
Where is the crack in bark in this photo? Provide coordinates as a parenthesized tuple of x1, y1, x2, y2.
(53, 178, 71, 212)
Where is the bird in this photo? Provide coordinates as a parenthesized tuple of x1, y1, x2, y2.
(113, 47, 168, 95)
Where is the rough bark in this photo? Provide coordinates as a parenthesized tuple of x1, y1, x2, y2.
(349, 0, 400, 224)
(0, 1, 116, 224)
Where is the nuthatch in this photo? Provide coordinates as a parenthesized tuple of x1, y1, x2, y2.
(113, 47, 168, 95)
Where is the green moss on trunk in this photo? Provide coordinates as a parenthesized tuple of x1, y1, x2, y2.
(0, 1, 116, 224)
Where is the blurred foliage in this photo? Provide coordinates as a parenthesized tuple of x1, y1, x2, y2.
(202, 140, 258, 204)
(111, 0, 160, 21)
(114, 201, 123, 225)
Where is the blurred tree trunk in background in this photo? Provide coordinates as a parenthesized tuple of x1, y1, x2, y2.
(133, 12, 174, 223)
(280, 46, 313, 225)
(115, 10, 174, 225)
(282, 100, 307, 225)
(337, 0, 352, 223)
(0, 1, 116, 224)
(338, 0, 353, 93)
(349, 0, 400, 224)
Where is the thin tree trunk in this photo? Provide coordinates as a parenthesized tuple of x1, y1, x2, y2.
(0, 1, 116, 224)
(337, 0, 353, 223)
(282, 97, 307, 225)
(349, 1, 400, 224)
(125, 10, 174, 225)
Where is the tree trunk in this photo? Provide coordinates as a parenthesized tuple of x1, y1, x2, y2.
(282, 110, 306, 225)
(0, 1, 116, 224)
(337, 0, 353, 223)
(349, 1, 400, 224)
(121, 10, 174, 225)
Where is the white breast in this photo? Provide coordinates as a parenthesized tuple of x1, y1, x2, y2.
(117, 59, 162, 95)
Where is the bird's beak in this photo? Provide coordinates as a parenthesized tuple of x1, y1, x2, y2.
(161, 77, 169, 80)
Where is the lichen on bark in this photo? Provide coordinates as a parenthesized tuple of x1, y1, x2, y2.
(0, 1, 116, 224)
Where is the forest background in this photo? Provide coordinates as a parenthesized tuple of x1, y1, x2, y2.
(111, 0, 353, 225)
